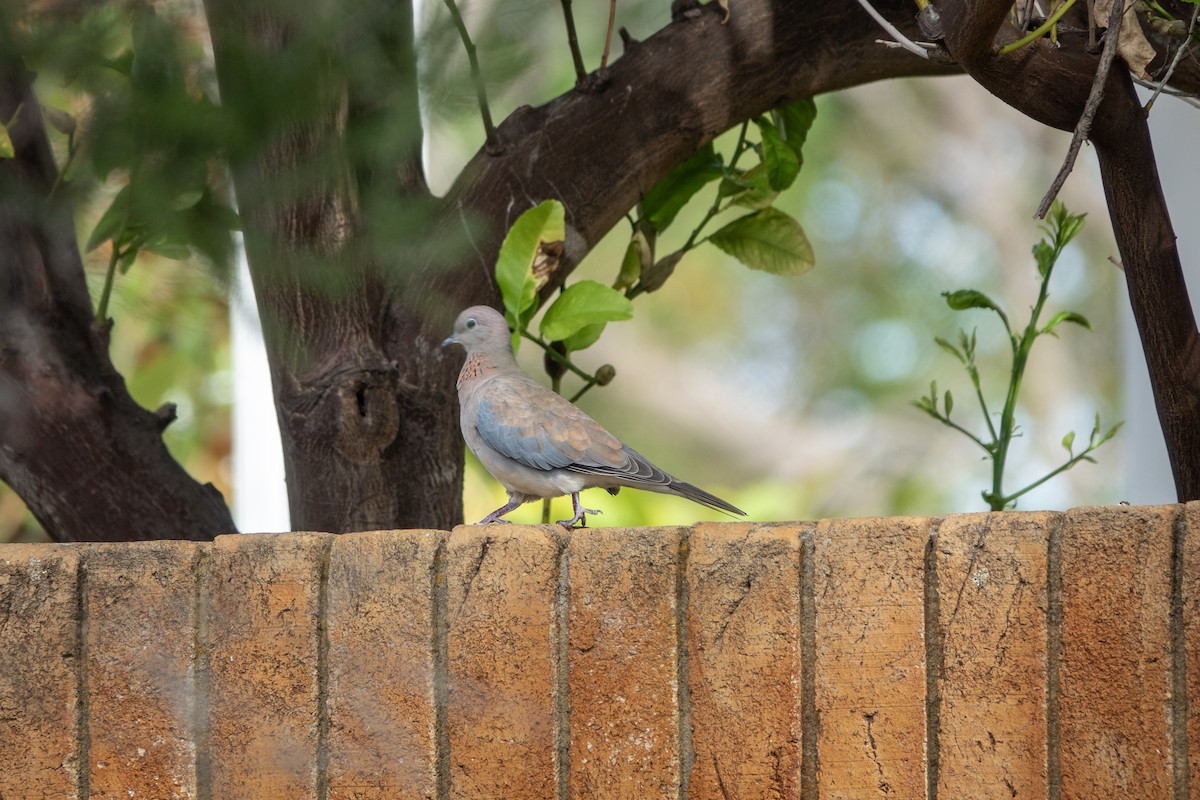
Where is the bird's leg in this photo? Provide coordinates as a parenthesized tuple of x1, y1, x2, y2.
(556, 492, 602, 528)
(477, 496, 523, 524)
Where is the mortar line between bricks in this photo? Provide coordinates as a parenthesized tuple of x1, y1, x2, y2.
(432, 538, 450, 800)
(193, 546, 213, 800)
(1171, 509, 1189, 800)
(799, 526, 817, 800)
(1046, 515, 1064, 800)
(677, 529, 694, 800)
(553, 533, 571, 800)
(316, 539, 333, 800)
(923, 521, 942, 800)
(75, 556, 90, 800)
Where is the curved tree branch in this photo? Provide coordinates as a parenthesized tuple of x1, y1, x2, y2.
(0, 40, 236, 541)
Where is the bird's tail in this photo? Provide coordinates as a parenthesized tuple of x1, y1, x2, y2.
(667, 479, 746, 517)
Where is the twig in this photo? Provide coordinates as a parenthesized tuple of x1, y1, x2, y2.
(558, 0, 587, 83)
(997, 0, 1078, 55)
(1144, 3, 1199, 113)
(855, 0, 931, 59)
(1035, 0, 1125, 218)
(600, 0, 617, 69)
(443, 0, 497, 150)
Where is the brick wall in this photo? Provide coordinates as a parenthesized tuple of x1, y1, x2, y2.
(0, 504, 1196, 799)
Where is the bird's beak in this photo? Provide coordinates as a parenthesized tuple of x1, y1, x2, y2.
(441, 334, 458, 348)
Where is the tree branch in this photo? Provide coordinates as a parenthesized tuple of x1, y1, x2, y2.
(0, 31, 235, 541)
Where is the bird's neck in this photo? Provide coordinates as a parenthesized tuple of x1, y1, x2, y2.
(457, 349, 516, 392)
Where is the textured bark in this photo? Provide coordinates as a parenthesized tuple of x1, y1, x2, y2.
(0, 48, 236, 542)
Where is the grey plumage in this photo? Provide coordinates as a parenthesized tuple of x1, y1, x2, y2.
(443, 305, 745, 527)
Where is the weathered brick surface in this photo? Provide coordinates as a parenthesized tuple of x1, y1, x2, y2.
(1187, 503, 1200, 800)
(935, 512, 1054, 799)
(568, 527, 683, 799)
(86, 541, 202, 800)
(0, 509, 1194, 798)
(814, 516, 931, 800)
(326, 530, 445, 800)
(686, 521, 803, 799)
(1059, 505, 1174, 799)
(207, 532, 333, 800)
(445, 525, 563, 799)
(0, 544, 82, 799)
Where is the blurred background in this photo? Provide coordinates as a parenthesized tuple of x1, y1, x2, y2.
(3, 0, 1196, 540)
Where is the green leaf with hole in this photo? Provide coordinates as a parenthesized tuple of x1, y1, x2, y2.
(708, 208, 815, 275)
(540, 280, 633, 343)
(641, 144, 723, 232)
(495, 200, 564, 346)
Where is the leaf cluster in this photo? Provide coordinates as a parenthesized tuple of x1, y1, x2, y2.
(913, 203, 1120, 510)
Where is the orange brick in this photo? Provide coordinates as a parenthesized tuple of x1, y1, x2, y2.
(568, 527, 683, 799)
(813, 516, 931, 800)
(687, 521, 803, 799)
(208, 533, 333, 800)
(1188, 503, 1200, 800)
(326, 529, 445, 799)
(935, 512, 1053, 799)
(445, 525, 563, 799)
(0, 544, 81, 798)
(85, 541, 203, 799)
(1059, 505, 1173, 799)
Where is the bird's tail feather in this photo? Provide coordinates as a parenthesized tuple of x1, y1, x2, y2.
(667, 480, 745, 517)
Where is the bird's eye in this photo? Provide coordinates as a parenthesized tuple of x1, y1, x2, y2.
(465, 318, 477, 329)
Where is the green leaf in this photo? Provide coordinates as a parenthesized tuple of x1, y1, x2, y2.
(1099, 420, 1124, 444)
(755, 117, 800, 191)
(1033, 240, 1055, 279)
(718, 164, 778, 210)
(172, 189, 205, 211)
(943, 289, 1009, 329)
(117, 246, 139, 274)
(0, 126, 11, 159)
(1042, 310, 1092, 335)
(935, 336, 965, 364)
(708, 208, 815, 275)
(613, 234, 645, 291)
(86, 184, 133, 252)
(944, 389, 953, 417)
(540, 280, 633, 342)
(772, 97, 817, 161)
(641, 144, 724, 232)
(495, 200, 565, 343)
(144, 241, 191, 260)
(563, 322, 605, 352)
(1062, 430, 1076, 454)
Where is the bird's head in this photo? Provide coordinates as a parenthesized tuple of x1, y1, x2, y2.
(442, 305, 513, 355)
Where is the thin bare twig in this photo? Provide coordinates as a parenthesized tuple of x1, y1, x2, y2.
(1133, 75, 1200, 108)
(1036, 0, 1126, 218)
(1144, 3, 1199, 113)
(443, 0, 497, 150)
(855, 0, 931, 58)
(600, 0, 617, 69)
(559, 0, 588, 83)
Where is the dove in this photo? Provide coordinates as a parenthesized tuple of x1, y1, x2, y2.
(443, 305, 746, 527)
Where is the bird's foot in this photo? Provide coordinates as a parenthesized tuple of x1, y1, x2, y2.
(475, 516, 513, 525)
(556, 494, 604, 532)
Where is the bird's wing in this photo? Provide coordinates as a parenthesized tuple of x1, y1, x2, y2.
(474, 375, 628, 472)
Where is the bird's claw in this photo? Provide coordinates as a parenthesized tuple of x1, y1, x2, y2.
(475, 515, 513, 525)
(557, 507, 602, 529)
